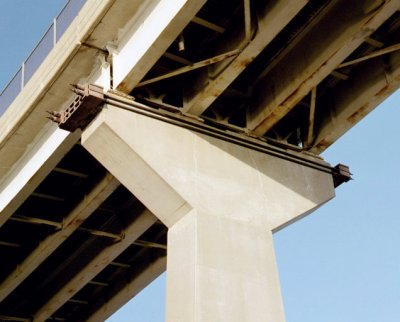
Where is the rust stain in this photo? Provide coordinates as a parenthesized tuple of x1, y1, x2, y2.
(69, 218, 84, 227)
(253, 110, 280, 135)
(315, 138, 332, 151)
(347, 85, 390, 124)
(238, 57, 253, 68)
(248, 0, 391, 137)
(347, 103, 369, 124)
(281, 86, 302, 108)
(210, 88, 223, 98)
(254, 47, 341, 136)
(117, 81, 129, 93)
(374, 84, 390, 98)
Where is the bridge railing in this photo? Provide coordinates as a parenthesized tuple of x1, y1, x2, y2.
(0, 0, 86, 117)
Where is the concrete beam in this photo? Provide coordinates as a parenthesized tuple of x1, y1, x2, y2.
(113, 0, 207, 92)
(32, 209, 157, 322)
(0, 174, 119, 302)
(82, 112, 191, 228)
(82, 105, 335, 230)
(183, 0, 308, 115)
(248, 0, 400, 136)
(312, 49, 400, 153)
(86, 256, 166, 322)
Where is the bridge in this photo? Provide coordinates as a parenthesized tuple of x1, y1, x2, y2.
(0, 0, 399, 321)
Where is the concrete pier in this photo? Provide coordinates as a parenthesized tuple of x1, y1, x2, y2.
(82, 105, 335, 321)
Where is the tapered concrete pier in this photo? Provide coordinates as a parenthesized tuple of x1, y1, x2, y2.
(82, 105, 335, 321)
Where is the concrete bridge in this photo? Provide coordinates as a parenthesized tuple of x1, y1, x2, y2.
(0, 0, 399, 321)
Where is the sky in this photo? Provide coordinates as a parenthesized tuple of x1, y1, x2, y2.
(1, 1, 399, 321)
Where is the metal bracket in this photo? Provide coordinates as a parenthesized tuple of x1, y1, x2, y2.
(47, 84, 104, 132)
(332, 163, 352, 187)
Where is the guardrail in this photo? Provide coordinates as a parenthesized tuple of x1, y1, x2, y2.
(0, 0, 86, 117)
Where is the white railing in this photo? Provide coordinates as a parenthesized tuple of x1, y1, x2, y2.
(0, 0, 86, 116)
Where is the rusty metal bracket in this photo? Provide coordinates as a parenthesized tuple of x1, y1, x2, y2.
(47, 84, 104, 132)
(332, 163, 352, 187)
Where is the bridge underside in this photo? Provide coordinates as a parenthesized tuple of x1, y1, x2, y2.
(1, 0, 400, 321)
(0, 142, 167, 321)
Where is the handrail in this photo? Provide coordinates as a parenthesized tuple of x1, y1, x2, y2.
(0, 0, 87, 117)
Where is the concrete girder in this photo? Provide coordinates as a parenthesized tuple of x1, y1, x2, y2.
(113, 0, 207, 92)
(32, 209, 157, 322)
(182, 0, 308, 115)
(312, 48, 400, 153)
(0, 174, 119, 303)
(247, 0, 400, 136)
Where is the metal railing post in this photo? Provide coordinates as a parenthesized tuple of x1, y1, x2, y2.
(53, 18, 57, 46)
(21, 62, 25, 88)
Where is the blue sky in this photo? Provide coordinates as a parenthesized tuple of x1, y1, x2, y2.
(1, 1, 399, 321)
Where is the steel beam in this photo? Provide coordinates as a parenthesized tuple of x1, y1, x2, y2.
(183, 0, 308, 115)
(248, 0, 400, 136)
(192, 16, 225, 33)
(338, 42, 400, 68)
(53, 167, 88, 178)
(312, 46, 400, 153)
(307, 86, 317, 146)
(0, 174, 119, 302)
(32, 209, 157, 322)
(113, 0, 207, 92)
(86, 257, 166, 322)
(0, 129, 80, 228)
(137, 50, 241, 87)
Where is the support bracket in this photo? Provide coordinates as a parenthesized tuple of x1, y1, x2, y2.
(332, 163, 352, 187)
(48, 84, 104, 131)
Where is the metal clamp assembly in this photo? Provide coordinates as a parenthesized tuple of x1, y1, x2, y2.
(47, 84, 104, 131)
(332, 164, 352, 187)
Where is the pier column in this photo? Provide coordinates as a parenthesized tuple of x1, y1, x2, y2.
(166, 209, 285, 321)
(81, 105, 335, 321)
